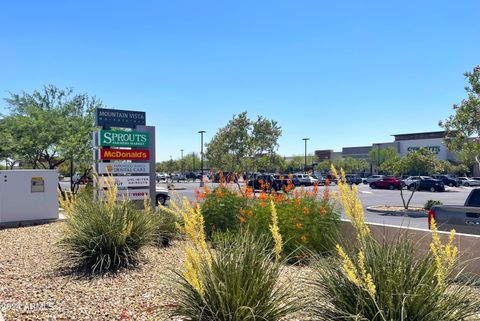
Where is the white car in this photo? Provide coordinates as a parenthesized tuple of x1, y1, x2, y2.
(365, 175, 385, 184)
(156, 172, 169, 182)
(457, 177, 480, 187)
(402, 176, 433, 187)
(294, 174, 318, 186)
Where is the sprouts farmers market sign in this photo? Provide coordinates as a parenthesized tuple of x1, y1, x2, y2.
(99, 130, 149, 148)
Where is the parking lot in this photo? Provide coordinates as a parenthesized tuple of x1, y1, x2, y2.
(160, 181, 476, 230)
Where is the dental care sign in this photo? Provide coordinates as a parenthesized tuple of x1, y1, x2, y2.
(100, 148, 150, 161)
(100, 130, 150, 148)
(99, 176, 150, 188)
(98, 163, 150, 174)
(99, 189, 150, 201)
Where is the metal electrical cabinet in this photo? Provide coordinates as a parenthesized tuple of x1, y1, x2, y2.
(0, 170, 59, 224)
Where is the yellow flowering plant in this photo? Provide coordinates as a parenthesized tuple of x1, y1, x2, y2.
(309, 166, 478, 321)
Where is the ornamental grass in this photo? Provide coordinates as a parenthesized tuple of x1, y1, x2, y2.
(308, 166, 480, 321)
(59, 176, 159, 273)
(171, 198, 300, 321)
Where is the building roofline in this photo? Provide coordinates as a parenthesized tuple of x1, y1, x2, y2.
(392, 131, 446, 141)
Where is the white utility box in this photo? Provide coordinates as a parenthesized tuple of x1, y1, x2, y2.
(0, 170, 59, 225)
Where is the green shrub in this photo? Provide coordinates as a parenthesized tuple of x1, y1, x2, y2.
(424, 199, 443, 211)
(200, 186, 246, 238)
(172, 230, 300, 321)
(244, 189, 340, 257)
(60, 194, 156, 273)
(199, 185, 340, 257)
(310, 236, 480, 321)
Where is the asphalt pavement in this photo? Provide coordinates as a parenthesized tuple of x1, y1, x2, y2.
(60, 179, 473, 230)
(160, 181, 474, 230)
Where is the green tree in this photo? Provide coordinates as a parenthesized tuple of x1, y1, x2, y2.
(441, 66, 480, 169)
(399, 148, 442, 176)
(286, 154, 316, 172)
(368, 147, 399, 167)
(378, 156, 402, 175)
(205, 112, 282, 173)
(382, 148, 444, 209)
(343, 157, 369, 173)
(1, 85, 102, 171)
(316, 160, 332, 172)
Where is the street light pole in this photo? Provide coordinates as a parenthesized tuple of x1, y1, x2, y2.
(180, 149, 184, 174)
(377, 144, 380, 174)
(192, 152, 196, 172)
(302, 138, 310, 174)
(198, 130, 206, 187)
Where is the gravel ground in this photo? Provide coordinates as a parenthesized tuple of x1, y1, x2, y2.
(0, 222, 313, 321)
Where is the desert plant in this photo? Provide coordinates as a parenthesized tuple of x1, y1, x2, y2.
(152, 206, 180, 247)
(244, 188, 340, 257)
(199, 185, 247, 238)
(198, 183, 340, 257)
(424, 199, 443, 211)
(308, 166, 480, 321)
(172, 199, 300, 321)
(59, 179, 156, 273)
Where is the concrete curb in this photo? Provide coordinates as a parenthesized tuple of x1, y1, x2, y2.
(366, 205, 428, 218)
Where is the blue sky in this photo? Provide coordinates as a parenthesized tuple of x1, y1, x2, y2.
(1, 0, 479, 161)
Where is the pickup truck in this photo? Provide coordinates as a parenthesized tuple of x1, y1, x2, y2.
(429, 188, 480, 234)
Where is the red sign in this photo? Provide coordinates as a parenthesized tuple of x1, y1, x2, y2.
(100, 148, 150, 160)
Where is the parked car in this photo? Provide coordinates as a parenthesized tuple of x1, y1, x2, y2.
(345, 174, 363, 185)
(212, 171, 239, 183)
(369, 177, 403, 190)
(247, 174, 294, 192)
(291, 174, 315, 186)
(429, 188, 480, 234)
(406, 177, 445, 192)
(273, 174, 301, 186)
(324, 173, 338, 185)
(155, 187, 170, 206)
(456, 177, 480, 187)
(431, 174, 459, 187)
(402, 176, 432, 187)
(365, 175, 385, 184)
(156, 172, 169, 182)
(311, 174, 326, 185)
(170, 173, 187, 181)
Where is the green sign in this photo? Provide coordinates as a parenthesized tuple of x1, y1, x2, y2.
(99, 130, 150, 148)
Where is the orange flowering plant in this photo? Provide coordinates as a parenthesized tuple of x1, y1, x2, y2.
(197, 184, 247, 238)
(198, 180, 340, 257)
(244, 186, 339, 257)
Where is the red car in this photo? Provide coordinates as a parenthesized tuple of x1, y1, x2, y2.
(369, 177, 402, 190)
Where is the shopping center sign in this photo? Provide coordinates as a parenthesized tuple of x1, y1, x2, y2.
(100, 148, 150, 160)
(99, 189, 150, 201)
(99, 176, 150, 188)
(96, 108, 146, 128)
(98, 162, 150, 174)
(99, 130, 150, 148)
